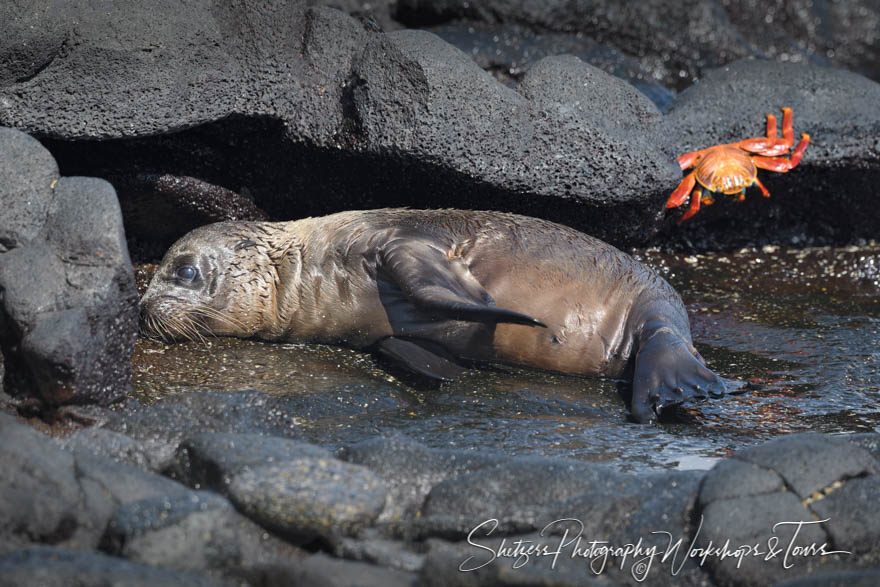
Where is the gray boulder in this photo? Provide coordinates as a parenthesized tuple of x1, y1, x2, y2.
(0, 127, 57, 250)
(391, 0, 880, 91)
(425, 21, 677, 111)
(1, 1, 683, 247)
(102, 491, 305, 573)
(226, 459, 388, 540)
(696, 432, 880, 586)
(0, 412, 192, 555)
(167, 431, 387, 540)
(54, 427, 177, 472)
(418, 455, 702, 545)
(0, 127, 137, 406)
(168, 432, 333, 490)
(338, 435, 510, 524)
(419, 534, 607, 587)
(239, 552, 417, 587)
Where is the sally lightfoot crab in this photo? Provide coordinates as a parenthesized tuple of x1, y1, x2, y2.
(667, 107, 810, 222)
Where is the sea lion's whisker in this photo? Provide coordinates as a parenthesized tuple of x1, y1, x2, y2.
(180, 315, 208, 344)
(145, 314, 171, 343)
(192, 305, 247, 331)
(165, 314, 192, 342)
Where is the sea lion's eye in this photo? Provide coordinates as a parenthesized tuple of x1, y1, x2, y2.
(174, 265, 198, 282)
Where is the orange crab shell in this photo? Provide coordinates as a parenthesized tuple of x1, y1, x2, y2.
(692, 146, 757, 195)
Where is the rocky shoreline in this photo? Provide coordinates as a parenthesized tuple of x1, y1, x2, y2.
(1, 409, 879, 586)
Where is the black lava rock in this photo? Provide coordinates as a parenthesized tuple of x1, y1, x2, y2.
(731, 432, 879, 499)
(225, 459, 388, 541)
(425, 22, 677, 110)
(0, 546, 226, 587)
(238, 552, 417, 587)
(390, 0, 880, 90)
(338, 435, 510, 524)
(0, 412, 191, 556)
(102, 490, 305, 575)
(54, 427, 176, 473)
(696, 432, 880, 586)
(1, 1, 685, 249)
(168, 432, 333, 491)
(0, 127, 138, 407)
(0, 127, 57, 250)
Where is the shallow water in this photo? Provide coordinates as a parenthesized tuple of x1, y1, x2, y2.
(131, 244, 880, 472)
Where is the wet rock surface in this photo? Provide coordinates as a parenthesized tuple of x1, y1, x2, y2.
(0, 546, 227, 587)
(102, 490, 305, 574)
(339, 436, 511, 523)
(3, 397, 880, 584)
(0, 127, 138, 407)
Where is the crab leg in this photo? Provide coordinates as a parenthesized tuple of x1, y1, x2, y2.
(678, 187, 703, 223)
(677, 150, 702, 170)
(766, 111, 778, 140)
(736, 136, 788, 156)
(752, 133, 811, 172)
(753, 176, 771, 198)
(780, 106, 794, 144)
(735, 107, 798, 156)
(667, 171, 697, 208)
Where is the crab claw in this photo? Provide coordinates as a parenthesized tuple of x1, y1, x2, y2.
(667, 172, 696, 209)
(677, 187, 703, 223)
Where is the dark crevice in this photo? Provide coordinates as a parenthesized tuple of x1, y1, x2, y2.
(338, 74, 368, 149)
(39, 514, 78, 545)
(37, 115, 659, 264)
(726, 455, 804, 500)
(34, 115, 880, 262)
(654, 162, 880, 252)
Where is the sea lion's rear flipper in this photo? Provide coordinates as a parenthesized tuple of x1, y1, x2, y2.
(376, 337, 466, 380)
(379, 239, 546, 327)
(630, 327, 728, 424)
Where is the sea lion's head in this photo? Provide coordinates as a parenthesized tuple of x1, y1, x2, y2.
(139, 222, 291, 341)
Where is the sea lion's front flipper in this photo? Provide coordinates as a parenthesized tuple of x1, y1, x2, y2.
(630, 326, 727, 424)
(376, 337, 466, 380)
(379, 239, 546, 327)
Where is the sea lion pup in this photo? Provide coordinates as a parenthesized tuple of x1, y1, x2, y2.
(140, 209, 729, 423)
